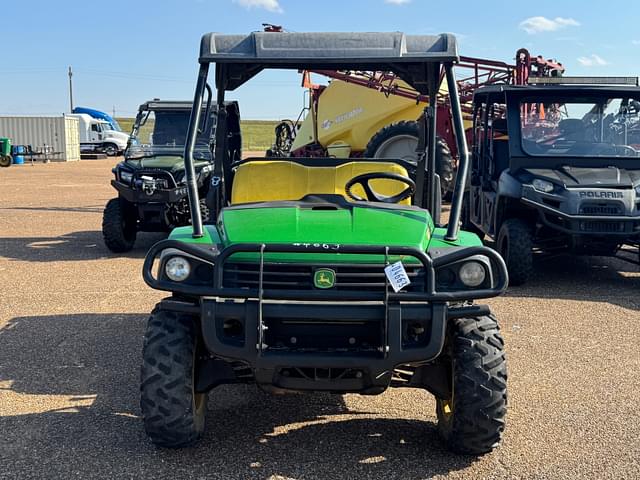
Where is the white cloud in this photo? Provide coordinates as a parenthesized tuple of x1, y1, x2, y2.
(233, 0, 282, 13)
(632, 40, 640, 45)
(519, 16, 580, 34)
(577, 54, 608, 67)
(385, 0, 411, 4)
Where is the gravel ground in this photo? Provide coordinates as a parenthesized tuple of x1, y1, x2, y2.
(1, 159, 639, 479)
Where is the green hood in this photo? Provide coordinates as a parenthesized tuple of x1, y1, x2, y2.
(217, 204, 433, 263)
(168, 204, 483, 264)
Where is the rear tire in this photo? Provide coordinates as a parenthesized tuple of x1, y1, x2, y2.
(364, 121, 456, 196)
(102, 198, 137, 253)
(140, 308, 206, 448)
(497, 218, 533, 286)
(436, 315, 507, 455)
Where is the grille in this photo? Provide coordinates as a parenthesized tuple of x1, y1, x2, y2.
(579, 202, 623, 216)
(579, 221, 624, 233)
(222, 262, 425, 293)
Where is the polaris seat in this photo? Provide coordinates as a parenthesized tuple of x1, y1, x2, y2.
(231, 159, 412, 205)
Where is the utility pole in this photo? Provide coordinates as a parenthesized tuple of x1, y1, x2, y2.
(112, 105, 116, 118)
(68, 66, 74, 112)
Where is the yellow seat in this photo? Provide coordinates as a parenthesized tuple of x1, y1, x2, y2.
(231, 160, 412, 205)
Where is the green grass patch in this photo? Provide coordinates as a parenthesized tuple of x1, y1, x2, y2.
(241, 120, 277, 152)
(116, 118, 277, 152)
(116, 117, 134, 133)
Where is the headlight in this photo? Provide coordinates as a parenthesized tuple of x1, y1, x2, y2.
(165, 256, 191, 282)
(119, 170, 133, 184)
(459, 261, 486, 287)
(532, 178, 554, 193)
(635, 184, 640, 196)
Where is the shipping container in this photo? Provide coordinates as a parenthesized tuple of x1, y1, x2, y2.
(0, 116, 81, 162)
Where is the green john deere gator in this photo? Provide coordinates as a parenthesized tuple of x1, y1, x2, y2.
(140, 31, 509, 455)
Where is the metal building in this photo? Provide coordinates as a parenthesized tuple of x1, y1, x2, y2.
(0, 116, 81, 161)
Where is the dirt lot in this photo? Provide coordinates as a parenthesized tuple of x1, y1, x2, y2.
(1, 159, 639, 479)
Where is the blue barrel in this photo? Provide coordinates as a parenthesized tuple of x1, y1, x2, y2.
(12, 145, 25, 165)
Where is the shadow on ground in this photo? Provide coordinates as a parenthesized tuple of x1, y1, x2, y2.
(505, 252, 640, 311)
(0, 230, 165, 262)
(0, 205, 105, 214)
(0, 314, 476, 479)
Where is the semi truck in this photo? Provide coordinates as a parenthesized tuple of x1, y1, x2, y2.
(67, 113, 129, 156)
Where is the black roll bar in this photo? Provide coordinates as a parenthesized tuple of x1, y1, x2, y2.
(426, 89, 438, 219)
(182, 53, 470, 241)
(184, 63, 210, 238)
(444, 63, 471, 242)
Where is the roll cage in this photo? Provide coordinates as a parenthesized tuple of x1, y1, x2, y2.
(183, 31, 470, 242)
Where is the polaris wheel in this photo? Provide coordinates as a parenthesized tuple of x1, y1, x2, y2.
(364, 121, 455, 196)
(140, 308, 206, 448)
(436, 315, 507, 455)
(103, 143, 119, 157)
(102, 198, 137, 253)
(497, 218, 533, 286)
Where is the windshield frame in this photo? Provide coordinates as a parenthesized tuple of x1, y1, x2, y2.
(517, 92, 640, 159)
(125, 106, 216, 160)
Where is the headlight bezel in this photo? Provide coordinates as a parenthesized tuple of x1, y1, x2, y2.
(532, 178, 555, 193)
(158, 246, 221, 285)
(458, 261, 487, 287)
(118, 169, 133, 184)
(435, 254, 493, 291)
(165, 256, 192, 282)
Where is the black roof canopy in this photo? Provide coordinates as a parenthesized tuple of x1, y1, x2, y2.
(475, 84, 640, 99)
(199, 32, 458, 92)
(137, 100, 238, 112)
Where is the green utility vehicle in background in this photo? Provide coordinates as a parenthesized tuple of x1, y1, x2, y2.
(0, 137, 12, 167)
(102, 99, 241, 252)
(140, 31, 509, 455)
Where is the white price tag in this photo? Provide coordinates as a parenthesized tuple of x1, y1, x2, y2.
(384, 261, 411, 292)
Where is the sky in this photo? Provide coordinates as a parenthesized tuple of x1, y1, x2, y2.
(2, 0, 639, 120)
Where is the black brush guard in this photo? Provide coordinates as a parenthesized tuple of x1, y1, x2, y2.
(143, 241, 508, 392)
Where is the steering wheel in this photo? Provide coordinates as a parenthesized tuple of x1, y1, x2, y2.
(345, 172, 416, 203)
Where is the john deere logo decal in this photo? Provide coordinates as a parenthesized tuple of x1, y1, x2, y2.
(314, 269, 336, 289)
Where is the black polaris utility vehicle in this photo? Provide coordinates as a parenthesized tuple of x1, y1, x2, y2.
(102, 100, 241, 252)
(464, 78, 640, 284)
(140, 31, 509, 455)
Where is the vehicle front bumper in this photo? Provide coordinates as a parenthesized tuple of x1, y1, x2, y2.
(521, 188, 640, 238)
(111, 179, 189, 204)
(143, 241, 508, 392)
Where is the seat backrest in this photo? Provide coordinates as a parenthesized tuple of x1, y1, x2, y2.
(492, 140, 510, 180)
(231, 159, 411, 205)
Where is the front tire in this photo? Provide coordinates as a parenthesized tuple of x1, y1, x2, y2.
(140, 308, 206, 448)
(497, 218, 533, 286)
(0, 155, 12, 167)
(103, 143, 119, 157)
(437, 315, 507, 455)
(102, 198, 137, 253)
